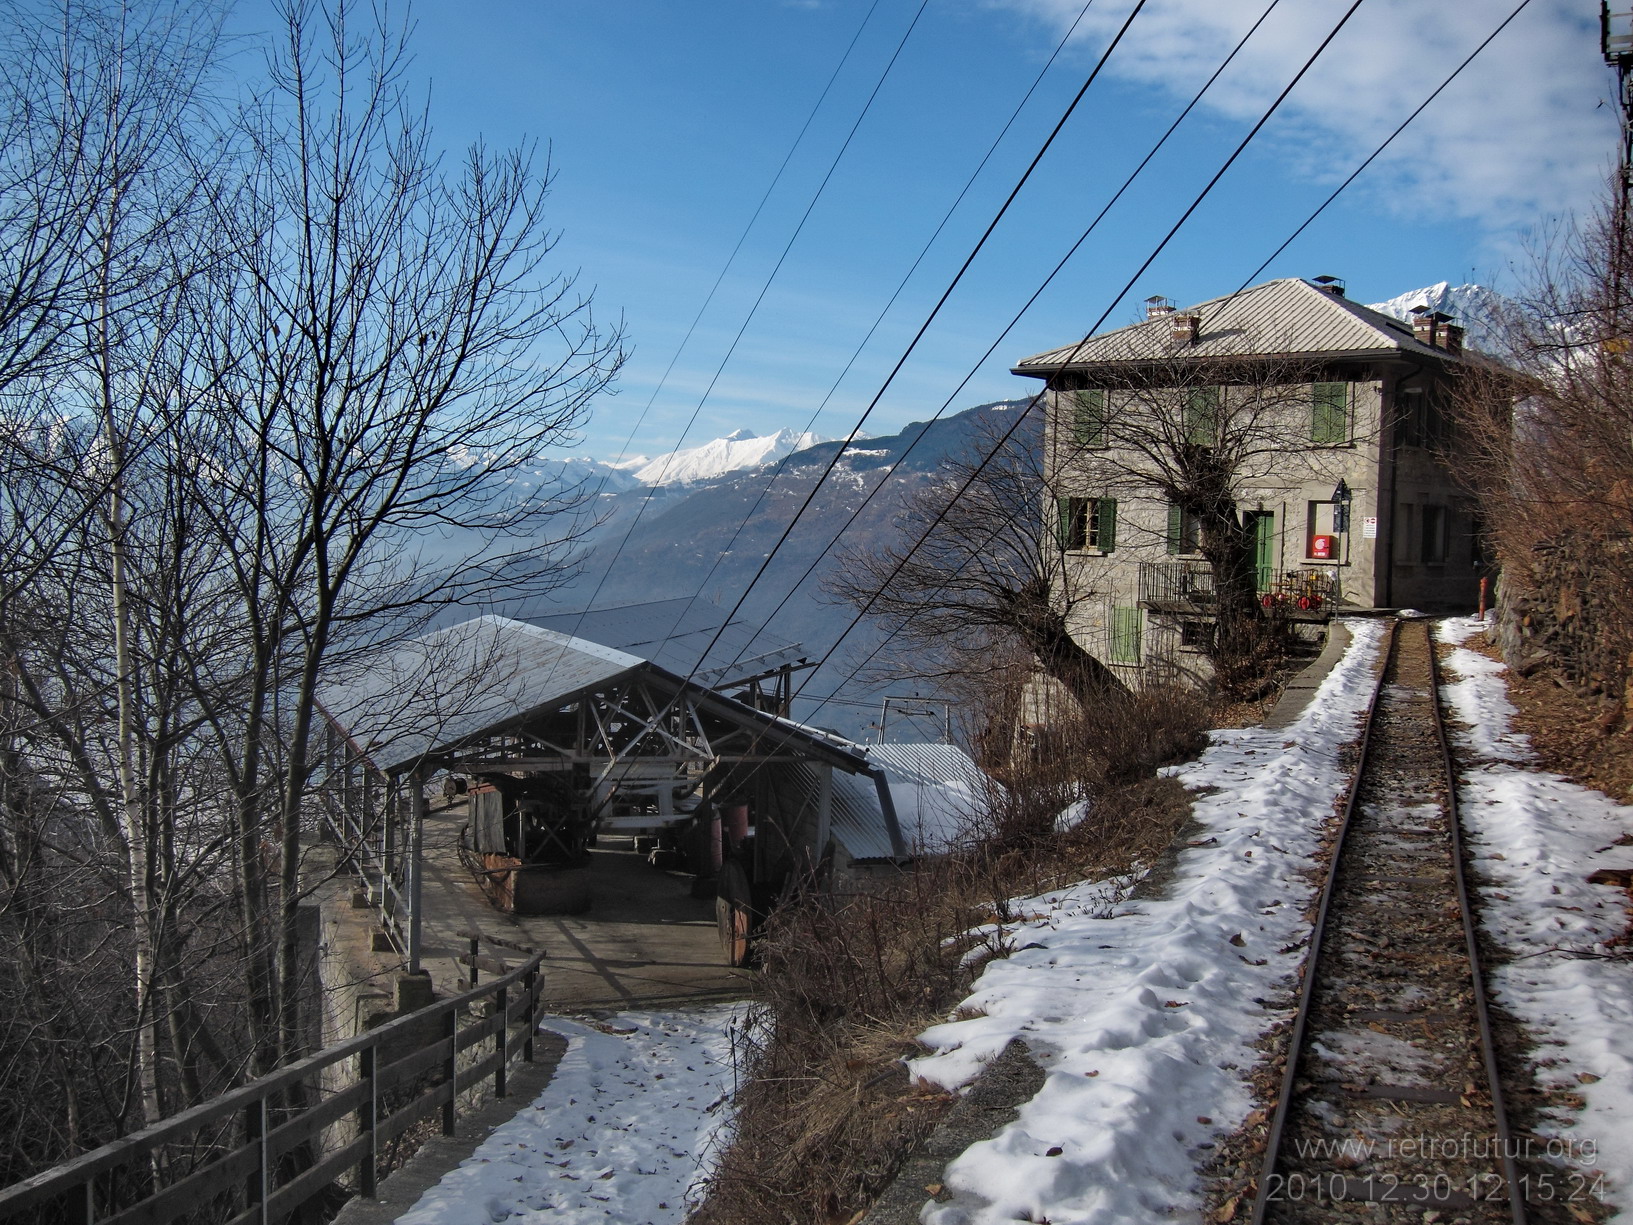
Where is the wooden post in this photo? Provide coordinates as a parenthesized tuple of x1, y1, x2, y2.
(442, 1007, 458, 1136)
(409, 770, 426, 974)
(495, 984, 509, 1098)
(523, 967, 538, 1063)
(357, 1044, 379, 1199)
(468, 935, 480, 988)
(245, 1096, 269, 1225)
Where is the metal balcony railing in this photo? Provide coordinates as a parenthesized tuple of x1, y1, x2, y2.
(1139, 562, 1340, 615)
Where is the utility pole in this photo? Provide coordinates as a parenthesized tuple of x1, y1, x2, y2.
(1602, 4, 1633, 313)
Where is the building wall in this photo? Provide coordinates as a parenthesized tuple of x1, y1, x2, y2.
(1042, 368, 1477, 679)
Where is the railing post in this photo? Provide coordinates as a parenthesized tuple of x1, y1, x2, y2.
(358, 1043, 379, 1199)
(442, 1007, 458, 1136)
(468, 934, 480, 988)
(495, 984, 509, 1098)
(523, 966, 538, 1063)
(79, 1175, 95, 1225)
(245, 1096, 269, 1225)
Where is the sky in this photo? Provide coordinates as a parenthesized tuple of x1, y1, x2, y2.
(226, 1, 1618, 460)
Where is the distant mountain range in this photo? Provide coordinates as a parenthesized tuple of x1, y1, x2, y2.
(512, 399, 1035, 739)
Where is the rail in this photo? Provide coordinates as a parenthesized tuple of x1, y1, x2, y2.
(1246, 618, 1525, 1223)
(1136, 561, 1340, 614)
(0, 950, 546, 1225)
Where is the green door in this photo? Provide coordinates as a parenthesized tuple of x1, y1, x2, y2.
(1244, 511, 1275, 591)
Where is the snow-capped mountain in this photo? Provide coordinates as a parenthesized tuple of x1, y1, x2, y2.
(624, 427, 834, 487)
(1367, 282, 1503, 351)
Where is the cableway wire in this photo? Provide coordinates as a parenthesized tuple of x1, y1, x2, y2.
(561, 0, 932, 644)
(708, 0, 1287, 689)
(643, 0, 1103, 666)
(799, 0, 1535, 732)
(664, 0, 1152, 700)
(745, 0, 1369, 742)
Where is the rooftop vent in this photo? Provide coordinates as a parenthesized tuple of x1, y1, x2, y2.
(1145, 295, 1176, 319)
(1312, 275, 1346, 296)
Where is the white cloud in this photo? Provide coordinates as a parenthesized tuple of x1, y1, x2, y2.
(992, 0, 1617, 229)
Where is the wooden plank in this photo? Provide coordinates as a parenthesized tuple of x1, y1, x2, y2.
(263, 1136, 369, 1221)
(376, 1080, 455, 1146)
(265, 1082, 370, 1166)
(99, 1147, 259, 1225)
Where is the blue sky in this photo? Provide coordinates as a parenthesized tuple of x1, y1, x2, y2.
(229, 1, 1617, 459)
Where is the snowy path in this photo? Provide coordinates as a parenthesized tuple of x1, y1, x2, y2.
(1439, 618, 1633, 1216)
(392, 1004, 745, 1225)
(907, 619, 1389, 1225)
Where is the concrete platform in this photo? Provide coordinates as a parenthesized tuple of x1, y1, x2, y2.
(412, 803, 747, 1010)
(1262, 621, 1353, 729)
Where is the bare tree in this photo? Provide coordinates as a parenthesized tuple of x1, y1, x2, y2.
(176, 0, 623, 1073)
(1448, 196, 1633, 709)
(827, 404, 1127, 708)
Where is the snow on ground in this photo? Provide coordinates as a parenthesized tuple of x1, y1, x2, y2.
(906, 619, 1388, 1225)
(393, 1004, 745, 1225)
(1438, 616, 1633, 1216)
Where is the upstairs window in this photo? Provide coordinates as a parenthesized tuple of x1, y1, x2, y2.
(1072, 388, 1108, 450)
(1165, 502, 1201, 555)
(1312, 382, 1348, 444)
(1184, 386, 1219, 446)
(1056, 496, 1117, 552)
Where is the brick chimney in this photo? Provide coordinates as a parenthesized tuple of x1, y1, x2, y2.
(1171, 313, 1201, 346)
(1145, 295, 1175, 319)
(1411, 308, 1437, 347)
(1441, 322, 1465, 355)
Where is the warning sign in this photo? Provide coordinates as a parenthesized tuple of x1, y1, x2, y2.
(1362, 516, 1378, 539)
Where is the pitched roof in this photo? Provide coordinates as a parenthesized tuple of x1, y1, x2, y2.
(1012, 278, 1456, 374)
(316, 616, 646, 775)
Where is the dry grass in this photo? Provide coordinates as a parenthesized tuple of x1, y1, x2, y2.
(688, 686, 1209, 1225)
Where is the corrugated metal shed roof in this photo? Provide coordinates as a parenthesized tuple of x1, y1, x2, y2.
(827, 766, 900, 861)
(865, 744, 986, 853)
(1013, 278, 1452, 373)
(526, 598, 808, 689)
(317, 616, 644, 775)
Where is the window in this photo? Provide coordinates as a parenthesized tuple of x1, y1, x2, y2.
(1179, 619, 1213, 651)
(1109, 606, 1143, 663)
(1055, 496, 1117, 551)
(1072, 388, 1108, 450)
(1421, 505, 1448, 563)
(1166, 502, 1201, 555)
(1312, 382, 1348, 444)
(1184, 386, 1219, 446)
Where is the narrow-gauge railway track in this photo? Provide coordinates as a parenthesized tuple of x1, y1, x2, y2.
(1250, 618, 1525, 1224)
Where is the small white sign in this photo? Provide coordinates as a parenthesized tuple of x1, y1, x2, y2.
(1362, 516, 1379, 539)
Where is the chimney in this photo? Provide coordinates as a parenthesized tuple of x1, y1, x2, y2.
(1312, 274, 1346, 297)
(1145, 295, 1175, 319)
(1441, 322, 1465, 355)
(1411, 308, 1437, 347)
(1171, 313, 1201, 346)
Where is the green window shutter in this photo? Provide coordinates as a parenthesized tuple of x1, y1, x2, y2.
(1166, 502, 1183, 554)
(1185, 387, 1219, 446)
(1055, 496, 1074, 550)
(1110, 607, 1143, 663)
(1073, 389, 1107, 449)
(1312, 382, 1347, 444)
(1094, 497, 1117, 551)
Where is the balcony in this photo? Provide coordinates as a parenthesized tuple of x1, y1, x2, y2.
(1139, 561, 1340, 619)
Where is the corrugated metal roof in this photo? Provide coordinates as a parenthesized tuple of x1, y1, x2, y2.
(827, 766, 899, 861)
(865, 744, 986, 853)
(317, 616, 644, 775)
(526, 598, 808, 689)
(1013, 278, 1451, 373)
